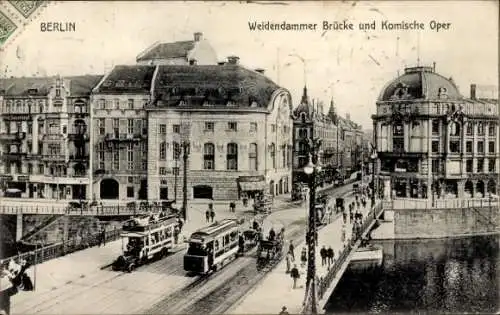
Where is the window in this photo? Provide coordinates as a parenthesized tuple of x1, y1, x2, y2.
(98, 99, 105, 109)
(478, 141, 484, 153)
(159, 142, 166, 160)
(38, 121, 44, 134)
(466, 141, 473, 153)
(159, 124, 166, 135)
(489, 159, 496, 172)
(270, 143, 276, 168)
(142, 119, 147, 134)
(49, 123, 59, 134)
(128, 99, 134, 109)
(228, 122, 237, 131)
(159, 167, 167, 175)
(466, 159, 473, 173)
(205, 122, 214, 131)
(98, 119, 105, 135)
(449, 141, 460, 153)
(271, 124, 276, 132)
(466, 123, 473, 136)
(113, 151, 119, 170)
(127, 119, 134, 134)
(114, 99, 119, 109)
(227, 143, 238, 170)
(249, 143, 257, 171)
(173, 167, 179, 176)
(142, 161, 147, 171)
(173, 142, 180, 160)
(449, 122, 460, 136)
(203, 143, 215, 170)
(38, 164, 44, 175)
(127, 143, 134, 170)
(489, 141, 495, 153)
(477, 159, 484, 173)
(298, 128, 308, 138)
(173, 125, 180, 134)
(488, 124, 496, 136)
(431, 159, 440, 173)
(250, 122, 257, 132)
(27, 163, 33, 174)
(127, 187, 134, 198)
(478, 123, 485, 135)
(432, 141, 439, 153)
(432, 120, 440, 135)
(281, 145, 286, 168)
(27, 122, 32, 134)
(56, 89, 61, 97)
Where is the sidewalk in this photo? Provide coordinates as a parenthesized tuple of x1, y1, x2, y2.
(227, 194, 372, 315)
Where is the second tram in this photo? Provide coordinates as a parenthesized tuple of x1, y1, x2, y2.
(183, 219, 240, 274)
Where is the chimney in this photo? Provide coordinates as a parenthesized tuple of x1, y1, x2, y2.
(433, 62, 436, 72)
(194, 32, 203, 42)
(470, 84, 477, 100)
(227, 56, 240, 65)
(255, 68, 265, 74)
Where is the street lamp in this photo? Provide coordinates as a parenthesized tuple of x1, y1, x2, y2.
(181, 141, 190, 221)
(370, 151, 377, 207)
(303, 137, 322, 314)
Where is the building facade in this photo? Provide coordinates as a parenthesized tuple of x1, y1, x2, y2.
(90, 65, 154, 202)
(373, 66, 498, 200)
(146, 57, 293, 201)
(0, 75, 101, 200)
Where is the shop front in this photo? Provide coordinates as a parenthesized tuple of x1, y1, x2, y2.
(238, 175, 266, 200)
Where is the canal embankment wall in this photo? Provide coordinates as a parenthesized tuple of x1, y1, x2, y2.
(372, 199, 499, 240)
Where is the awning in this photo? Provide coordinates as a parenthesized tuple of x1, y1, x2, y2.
(239, 181, 266, 191)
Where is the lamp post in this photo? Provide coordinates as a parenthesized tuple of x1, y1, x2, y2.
(182, 141, 190, 221)
(303, 137, 322, 314)
(370, 151, 377, 207)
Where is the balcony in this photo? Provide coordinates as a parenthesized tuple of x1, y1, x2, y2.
(69, 154, 90, 162)
(1, 152, 28, 161)
(41, 154, 66, 162)
(68, 133, 90, 142)
(104, 133, 143, 142)
(0, 132, 25, 142)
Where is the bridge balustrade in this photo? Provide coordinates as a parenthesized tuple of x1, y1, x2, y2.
(0, 228, 123, 267)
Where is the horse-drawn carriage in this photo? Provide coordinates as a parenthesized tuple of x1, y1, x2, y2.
(256, 239, 283, 265)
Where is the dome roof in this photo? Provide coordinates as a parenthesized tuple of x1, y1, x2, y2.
(378, 66, 462, 102)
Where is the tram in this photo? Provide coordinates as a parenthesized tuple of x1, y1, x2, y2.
(183, 219, 240, 274)
(112, 213, 180, 272)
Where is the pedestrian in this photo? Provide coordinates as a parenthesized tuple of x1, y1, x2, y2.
(230, 202, 236, 213)
(349, 210, 353, 223)
(238, 234, 245, 254)
(210, 210, 215, 223)
(320, 246, 327, 266)
(341, 226, 346, 243)
(269, 228, 276, 241)
(279, 306, 290, 315)
(205, 208, 210, 223)
(174, 225, 180, 244)
(288, 241, 295, 261)
(327, 246, 334, 265)
(342, 211, 347, 224)
(97, 232, 102, 247)
(290, 265, 300, 289)
(285, 251, 292, 273)
(300, 247, 307, 268)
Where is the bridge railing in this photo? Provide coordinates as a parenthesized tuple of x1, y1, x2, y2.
(0, 228, 123, 267)
(316, 200, 384, 301)
(385, 198, 498, 210)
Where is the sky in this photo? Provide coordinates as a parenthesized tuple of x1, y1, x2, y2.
(0, 1, 498, 129)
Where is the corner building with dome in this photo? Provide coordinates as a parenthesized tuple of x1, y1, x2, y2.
(373, 66, 499, 202)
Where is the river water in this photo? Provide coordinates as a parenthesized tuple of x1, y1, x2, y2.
(326, 235, 499, 314)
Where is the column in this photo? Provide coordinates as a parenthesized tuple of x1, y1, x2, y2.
(15, 213, 23, 241)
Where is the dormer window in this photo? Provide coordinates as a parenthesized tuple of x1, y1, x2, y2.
(28, 88, 38, 95)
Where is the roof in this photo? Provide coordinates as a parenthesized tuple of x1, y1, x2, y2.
(95, 65, 156, 94)
(137, 41, 195, 62)
(66, 75, 103, 96)
(378, 66, 462, 101)
(0, 77, 57, 96)
(152, 64, 280, 108)
(190, 219, 238, 238)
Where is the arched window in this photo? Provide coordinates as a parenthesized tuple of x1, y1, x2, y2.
(227, 143, 238, 170)
(477, 122, 485, 135)
(449, 122, 460, 136)
(281, 145, 286, 168)
(466, 122, 473, 136)
(249, 143, 258, 171)
(203, 143, 215, 170)
(173, 141, 180, 160)
(270, 143, 276, 168)
(159, 141, 166, 160)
